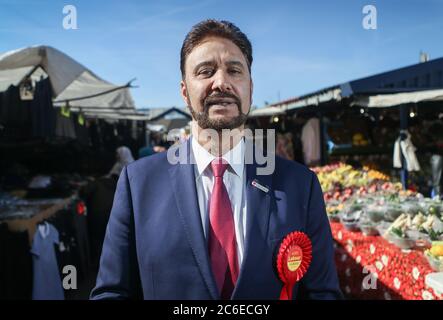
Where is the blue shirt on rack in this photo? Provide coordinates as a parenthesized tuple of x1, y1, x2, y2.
(31, 222, 64, 300)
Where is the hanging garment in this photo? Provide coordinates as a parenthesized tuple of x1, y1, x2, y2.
(0, 84, 32, 137)
(55, 109, 76, 139)
(31, 78, 56, 138)
(50, 203, 91, 284)
(0, 85, 21, 126)
(89, 120, 101, 148)
(31, 222, 65, 300)
(393, 132, 421, 172)
(74, 114, 90, 146)
(301, 118, 321, 166)
(431, 154, 442, 197)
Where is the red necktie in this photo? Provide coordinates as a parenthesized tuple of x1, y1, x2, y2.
(208, 158, 239, 299)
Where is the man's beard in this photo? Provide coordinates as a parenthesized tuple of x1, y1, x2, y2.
(188, 91, 249, 131)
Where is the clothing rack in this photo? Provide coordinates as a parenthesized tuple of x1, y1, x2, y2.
(1, 195, 76, 245)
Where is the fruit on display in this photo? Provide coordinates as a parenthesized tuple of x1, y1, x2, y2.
(366, 167, 390, 181)
(383, 212, 442, 241)
(424, 242, 443, 272)
(317, 162, 443, 294)
(319, 170, 389, 210)
(385, 214, 411, 238)
(360, 201, 443, 243)
(315, 163, 443, 254)
(428, 242, 443, 257)
(312, 163, 390, 193)
(326, 203, 344, 217)
(323, 187, 354, 202)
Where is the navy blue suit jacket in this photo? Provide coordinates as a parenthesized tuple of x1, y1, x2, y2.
(90, 139, 342, 300)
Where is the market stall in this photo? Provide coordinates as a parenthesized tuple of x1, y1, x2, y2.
(313, 163, 443, 299)
(0, 46, 149, 300)
(0, 190, 90, 300)
(250, 57, 443, 196)
(0, 45, 149, 175)
(332, 222, 442, 300)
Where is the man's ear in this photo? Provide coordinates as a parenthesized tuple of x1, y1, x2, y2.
(180, 80, 190, 106)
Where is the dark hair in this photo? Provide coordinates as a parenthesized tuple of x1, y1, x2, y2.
(180, 19, 253, 78)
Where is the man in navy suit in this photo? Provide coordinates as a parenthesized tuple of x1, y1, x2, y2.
(90, 19, 342, 300)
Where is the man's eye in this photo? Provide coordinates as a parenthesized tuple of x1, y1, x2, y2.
(229, 69, 242, 74)
(199, 69, 214, 76)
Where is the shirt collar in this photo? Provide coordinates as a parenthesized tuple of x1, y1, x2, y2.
(191, 135, 245, 178)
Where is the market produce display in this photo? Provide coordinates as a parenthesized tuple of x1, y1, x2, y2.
(313, 163, 390, 193)
(332, 222, 442, 300)
(313, 163, 443, 299)
(425, 242, 443, 272)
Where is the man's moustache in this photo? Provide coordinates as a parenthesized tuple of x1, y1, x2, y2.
(203, 93, 241, 110)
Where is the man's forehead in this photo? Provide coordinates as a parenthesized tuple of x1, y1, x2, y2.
(186, 36, 247, 66)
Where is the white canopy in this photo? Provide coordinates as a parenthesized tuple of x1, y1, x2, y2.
(248, 106, 285, 117)
(0, 45, 140, 118)
(352, 89, 443, 108)
(0, 66, 34, 92)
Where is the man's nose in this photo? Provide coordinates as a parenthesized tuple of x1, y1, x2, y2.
(211, 70, 232, 92)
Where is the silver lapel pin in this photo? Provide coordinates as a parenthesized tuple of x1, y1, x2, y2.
(252, 179, 269, 193)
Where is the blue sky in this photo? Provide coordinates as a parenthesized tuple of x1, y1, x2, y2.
(1, 0, 442, 109)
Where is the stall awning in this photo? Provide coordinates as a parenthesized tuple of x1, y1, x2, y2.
(0, 45, 136, 113)
(82, 112, 149, 121)
(248, 106, 285, 117)
(287, 87, 342, 110)
(266, 87, 342, 111)
(0, 66, 34, 92)
(351, 88, 443, 108)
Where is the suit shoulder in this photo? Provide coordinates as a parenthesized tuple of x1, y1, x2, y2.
(274, 155, 315, 181)
(125, 151, 169, 177)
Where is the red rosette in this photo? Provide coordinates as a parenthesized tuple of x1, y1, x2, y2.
(276, 231, 312, 300)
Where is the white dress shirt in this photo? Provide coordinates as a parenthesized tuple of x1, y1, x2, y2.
(191, 136, 247, 267)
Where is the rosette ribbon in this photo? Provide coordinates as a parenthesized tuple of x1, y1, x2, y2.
(276, 231, 312, 300)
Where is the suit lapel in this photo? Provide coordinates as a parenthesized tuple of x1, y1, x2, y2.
(231, 158, 273, 298)
(168, 140, 219, 299)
